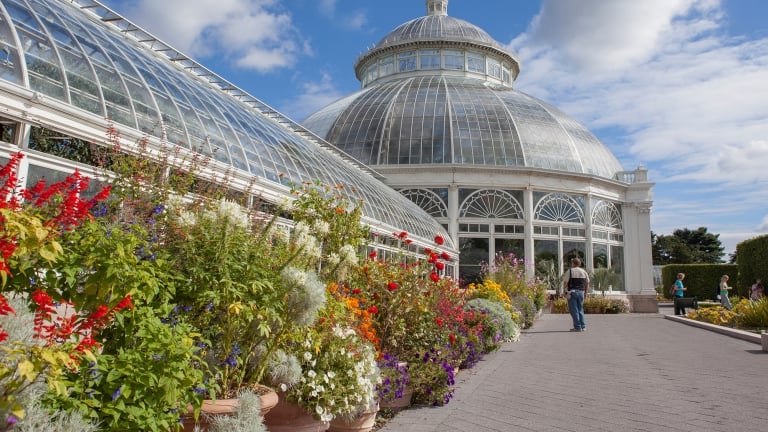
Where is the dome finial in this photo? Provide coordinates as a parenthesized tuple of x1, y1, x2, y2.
(426, 0, 448, 16)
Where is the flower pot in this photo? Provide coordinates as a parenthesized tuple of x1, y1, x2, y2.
(182, 387, 277, 432)
(257, 385, 279, 416)
(182, 398, 238, 432)
(328, 408, 378, 432)
(379, 386, 413, 411)
(263, 391, 329, 432)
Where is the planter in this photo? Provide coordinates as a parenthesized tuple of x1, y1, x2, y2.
(379, 386, 413, 411)
(258, 385, 279, 416)
(328, 407, 378, 432)
(182, 386, 278, 432)
(263, 391, 329, 432)
(182, 398, 238, 432)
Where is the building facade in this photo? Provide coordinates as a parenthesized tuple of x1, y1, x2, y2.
(303, 0, 657, 310)
(0, 0, 456, 263)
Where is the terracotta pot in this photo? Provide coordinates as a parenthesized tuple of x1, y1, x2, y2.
(258, 385, 279, 416)
(182, 387, 277, 432)
(328, 408, 378, 432)
(262, 391, 329, 432)
(182, 398, 238, 432)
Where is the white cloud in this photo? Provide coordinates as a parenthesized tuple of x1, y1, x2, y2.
(278, 72, 346, 121)
(113, 0, 306, 73)
(506, 0, 768, 254)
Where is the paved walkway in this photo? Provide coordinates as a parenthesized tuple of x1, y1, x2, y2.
(377, 306, 768, 432)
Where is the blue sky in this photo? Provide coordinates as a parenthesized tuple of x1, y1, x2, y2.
(98, 0, 768, 256)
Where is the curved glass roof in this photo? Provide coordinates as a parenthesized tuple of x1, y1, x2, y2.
(305, 2, 623, 179)
(303, 76, 623, 178)
(0, 0, 453, 248)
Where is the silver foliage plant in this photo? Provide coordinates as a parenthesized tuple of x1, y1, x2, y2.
(206, 390, 266, 432)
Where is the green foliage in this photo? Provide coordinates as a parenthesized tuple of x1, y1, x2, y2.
(45, 306, 208, 432)
(661, 264, 738, 300)
(735, 234, 768, 294)
(481, 253, 548, 312)
(652, 227, 725, 265)
(590, 267, 623, 292)
(463, 298, 518, 345)
(733, 298, 768, 330)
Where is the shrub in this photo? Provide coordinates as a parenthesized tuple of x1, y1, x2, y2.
(733, 298, 768, 330)
(463, 298, 519, 347)
(550, 298, 569, 314)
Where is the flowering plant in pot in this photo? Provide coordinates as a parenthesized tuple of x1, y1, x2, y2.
(0, 152, 208, 431)
(268, 295, 381, 423)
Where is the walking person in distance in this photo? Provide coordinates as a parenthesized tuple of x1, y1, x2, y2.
(719, 275, 733, 310)
(562, 257, 589, 332)
(672, 272, 687, 316)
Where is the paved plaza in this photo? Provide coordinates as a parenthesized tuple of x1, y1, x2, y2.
(378, 306, 767, 432)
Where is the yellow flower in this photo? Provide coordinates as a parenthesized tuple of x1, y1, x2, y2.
(228, 302, 244, 315)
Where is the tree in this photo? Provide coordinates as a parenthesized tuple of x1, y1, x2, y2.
(651, 227, 724, 264)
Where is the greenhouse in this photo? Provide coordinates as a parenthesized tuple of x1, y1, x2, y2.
(0, 0, 456, 265)
(302, 0, 656, 310)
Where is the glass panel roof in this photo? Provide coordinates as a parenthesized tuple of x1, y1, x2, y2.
(0, 0, 452, 247)
(303, 76, 623, 178)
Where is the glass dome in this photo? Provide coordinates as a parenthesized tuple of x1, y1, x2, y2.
(303, 1, 623, 179)
(0, 0, 452, 248)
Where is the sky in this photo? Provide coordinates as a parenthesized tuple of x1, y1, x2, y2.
(97, 0, 768, 257)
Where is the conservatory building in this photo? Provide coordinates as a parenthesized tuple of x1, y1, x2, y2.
(0, 0, 456, 265)
(302, 0, 657, 311)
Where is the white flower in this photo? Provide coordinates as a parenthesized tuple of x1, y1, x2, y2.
(313, 220, 330, 236)
(303, 351, 313, 361)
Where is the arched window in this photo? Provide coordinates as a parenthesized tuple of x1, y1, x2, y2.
(534, 193, 583, 222)
(460, 189, 523, 219)
(399, 188, 447, 218)
(592, 200, 622, 229)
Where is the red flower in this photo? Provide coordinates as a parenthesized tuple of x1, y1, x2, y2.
(368, 250, 377, 259)
(434, 235, 444, 245)
(435, 261, 445, 271)
(367, 306, 379, 314)
(435, 317, 443, 326)
(440, 252, 451, 261)
(405, 239, 412, 244)
(114, 295, 133, 312)
(430, 272, 440, 282)
(398, 231, 408, 239)
(387, 282, 398, 292)
(352, 288, 362, 295)
(449, 333, 456, 343)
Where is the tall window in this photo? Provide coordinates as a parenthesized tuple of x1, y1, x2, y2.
(379, 56, 394, 78)
(487, 58, 501, 79)
(443, 50, 464, 70)
(419, 49, 441, 70)
(398, 51, 416, 72)
(467, 53, 485, 73)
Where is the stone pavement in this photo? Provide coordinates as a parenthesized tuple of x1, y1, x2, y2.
(377, 306, 768, 432)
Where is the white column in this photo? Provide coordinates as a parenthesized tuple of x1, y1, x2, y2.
(524, 187, 534, 279)
(448, 183, 459, 247)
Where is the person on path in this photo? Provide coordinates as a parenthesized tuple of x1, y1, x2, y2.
(672, 273, 687, 316)
(719, 275, 733, 310)
(750, 279, 765, 301)
(562, 257, 589, 332)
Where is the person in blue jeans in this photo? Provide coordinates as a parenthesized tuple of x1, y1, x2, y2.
(672, 272, 687, 315)
(562, 257, 590, 332)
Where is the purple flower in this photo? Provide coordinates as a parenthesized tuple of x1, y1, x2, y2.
(112, 386, 122, 401)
